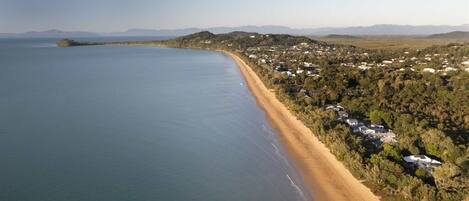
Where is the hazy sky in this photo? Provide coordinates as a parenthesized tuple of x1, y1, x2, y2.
(1, 0, 468, 33)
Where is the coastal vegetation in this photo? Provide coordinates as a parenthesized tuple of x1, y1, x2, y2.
(62, 31, 469, 200)
(315, 35, 469, 50)
(57, 39, 104, 47)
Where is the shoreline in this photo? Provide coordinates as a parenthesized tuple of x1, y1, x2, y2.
(223, 51, 380, 201)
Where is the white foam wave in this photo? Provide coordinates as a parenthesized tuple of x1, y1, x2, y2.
(286, 174, 307, 201)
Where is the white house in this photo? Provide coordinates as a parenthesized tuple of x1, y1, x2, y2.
(404, 155, 442, 169)
(370, 124, 386, 133)
(249, 54, 258, 59)
(423, 68, 436, 73)
(358, 65, 371, 70)
(346, 118, 359, 127)
(461, 60, 469, 65)
(303, 62, 312, 67)
(284, 71, 296, 77)
(326, 105, 345, 112)
(359, 126, 375, 135)
(382, 60, 393, 64)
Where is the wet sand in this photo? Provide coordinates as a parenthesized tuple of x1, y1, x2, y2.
(224, 51, 380, 201)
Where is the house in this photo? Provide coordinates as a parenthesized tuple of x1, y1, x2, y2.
(461, 60, 469, 65)
(335, 111, 349, 121)
(345, 119, 361, 132)
(359, 126, 375, 135)
(382, 60, 393, 64)
(326, 105, 345, 112)
(284, 71, 296, 77)
(303, 62, 312, 67)
(423, 68, 436, 73)
(370, 124, 386, 133)
(346, 118, 359, 127)
(358, 65, 371, 70)
(404, 155, 442, 170)
(249, 54, 258, 59)
(308, 74, 320, 78)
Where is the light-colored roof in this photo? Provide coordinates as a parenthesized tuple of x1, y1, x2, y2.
(403, 155, 442, 165)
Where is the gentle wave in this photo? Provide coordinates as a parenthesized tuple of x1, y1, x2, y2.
(287, 174, 308, 201)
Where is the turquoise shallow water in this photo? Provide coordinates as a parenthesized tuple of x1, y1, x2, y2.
(0, 38, 312, 201)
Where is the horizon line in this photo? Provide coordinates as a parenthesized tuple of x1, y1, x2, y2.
(3, 23, 469, 34)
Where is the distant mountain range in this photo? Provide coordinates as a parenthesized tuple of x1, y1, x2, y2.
(2, 24, 469, 38)
(426, 31, 469, 39)
(0, 29, 100, 38)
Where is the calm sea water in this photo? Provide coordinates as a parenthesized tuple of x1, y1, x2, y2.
(0, 38, 312, 201)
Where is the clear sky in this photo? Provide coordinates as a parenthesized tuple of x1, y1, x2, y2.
(1, 0, 468, 33)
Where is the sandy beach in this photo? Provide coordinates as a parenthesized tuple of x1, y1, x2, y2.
(224, 51, 380, 201)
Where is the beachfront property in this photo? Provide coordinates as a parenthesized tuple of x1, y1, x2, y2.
(345, 118, 359, 127)
(346, 119, 361, 133)
(249, 54, 258, 59)
(327, 105, 397, 145)
(326, 105, 350, 121)
(239, 38, 468, 151)
(326, 105, 345, 112)
(403, 155, 442, 171)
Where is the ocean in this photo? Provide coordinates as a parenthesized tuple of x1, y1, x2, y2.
(0, 38, 312, 201)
